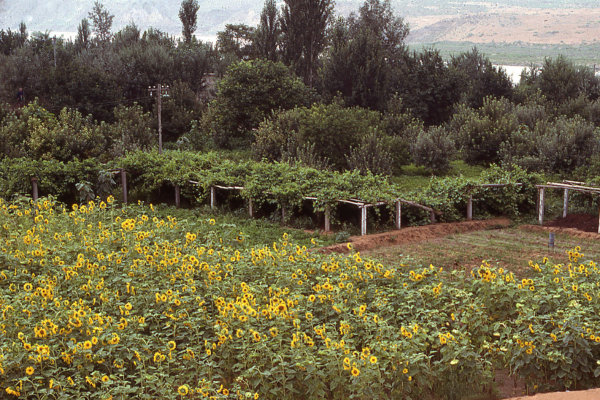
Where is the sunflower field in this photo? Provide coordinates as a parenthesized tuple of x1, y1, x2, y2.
(2, 196, 600, 400)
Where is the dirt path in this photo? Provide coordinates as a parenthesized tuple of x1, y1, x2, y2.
(320, 218, 511, 254)
(506, 388, 600, 400)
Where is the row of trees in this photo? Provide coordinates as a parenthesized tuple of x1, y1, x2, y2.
(1, 0, 600, 181)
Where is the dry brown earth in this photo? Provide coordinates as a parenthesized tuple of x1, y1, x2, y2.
(407, 7, 600, 45)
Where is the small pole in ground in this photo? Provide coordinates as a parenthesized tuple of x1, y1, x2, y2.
(31, 177, 38, 201)
(121, 169, 127, 204)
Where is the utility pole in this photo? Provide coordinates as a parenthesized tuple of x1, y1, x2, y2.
(52, 37, 57, 68)
(148, 84, 170, 155)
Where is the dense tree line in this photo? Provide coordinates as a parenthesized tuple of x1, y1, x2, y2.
(1, 0, 600, 182)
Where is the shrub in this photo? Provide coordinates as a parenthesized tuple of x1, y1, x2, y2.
(346, 129, 394, 176)
(535, 116, 599, 173)
(451, 97, 518, 166)
(411, 126, 455, 173)
(108, 103, 155, 157)
(252, 102, 385, 170)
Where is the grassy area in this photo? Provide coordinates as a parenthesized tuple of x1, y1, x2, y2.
(409, 41, 600, 66)
(393, 160, 486, 191)
(363, 227, 600, 277)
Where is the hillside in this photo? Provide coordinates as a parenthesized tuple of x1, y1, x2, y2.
(406, 7, 600, 45)
(2, 0, 600, 46)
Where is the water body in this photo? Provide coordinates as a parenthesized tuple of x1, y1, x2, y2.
(495, 65, 529, 85)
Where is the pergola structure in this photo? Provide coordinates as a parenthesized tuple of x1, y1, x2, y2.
(537, 180, 600, 233)
(200, 184, 439, 236)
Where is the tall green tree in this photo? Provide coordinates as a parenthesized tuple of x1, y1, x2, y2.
(280, 0, 333, 87)
(255, 0, 280, 61)
(179, 0, 200, 44)
(216, 24, 256, 60)
(75, 19, 92, 51)
(201, 59, 311, 148)
(398, 49, 459, 125)
(318, 0, 408, 111)
(87, 1, 114, 43)
(450, 47, 513, 109)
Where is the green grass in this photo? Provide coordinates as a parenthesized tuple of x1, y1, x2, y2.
(409, 41, 600, 66)
(392, 160, 486, 191)
(363, 227, 600, 277)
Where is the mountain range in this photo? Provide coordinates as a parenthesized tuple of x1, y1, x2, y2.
(1, 0, 599, 45)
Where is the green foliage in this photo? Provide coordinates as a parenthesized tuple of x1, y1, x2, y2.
(346, 129, 394, 176)
(451, 97, 519, 166)
(0, 158, 103, 203)
(396, 48, 460, 126)
(280, 0, 334, 86)
(253, 102, 385, 170)
(521, 55, 600, 105)
(255, 0, 280, 62)
(500, 116, 600, 174)
(108, 103, 156, 157)
(0, 150, 544, 228)
(0, 101, 112, 162)
(179, 0, 200, 44)
(87, 1, 114, 43)
(449, 47, 513, 109)
(4, 197, 599, 398)
(411, 126, 455, 174)
(201, 59, 311, 148)
(404, 164, 542, 224)
(318, 0, 409, 111)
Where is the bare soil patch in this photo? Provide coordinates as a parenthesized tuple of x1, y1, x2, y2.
(544, 213, 599, 233)
(407, 7, 600, 45)
(320, 218, 510, 254)
(505, 387, 600, 400)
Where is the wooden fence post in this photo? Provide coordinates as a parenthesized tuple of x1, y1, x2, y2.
(563, 189, 569, 218)
(361, 206, 367, 236)
(248, 199, 254, 218)
(281, 206, 286, 222)
(430, 211, 435, 224)
(395, 201, 401, 230)
(31, 177, 38, 201)
(325, 205, 331, 232)
(210, 187, 216, 209)
(467, 195, 473, 220)
(538, 187, 545, 225)
(175, 184, 180, 208)
(120, 169, 127, 204)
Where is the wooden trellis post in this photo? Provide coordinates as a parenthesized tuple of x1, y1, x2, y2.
(395, 201, 401, 229)
(120, 169, 128, 204)
(538, 187, 545, 225)
(31, 177, 38, 201)
(563, 189, 569, 218)
(210, 187, 216, 209)
(430, 211, 436, 224)
(467, 195, 473, 220)
(361, 206, 367, 236)
(248, 199, 254, 218)
(175, 184, 180, 208)
(325, 205, 331, 232)
(281, 206, 286, 222)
